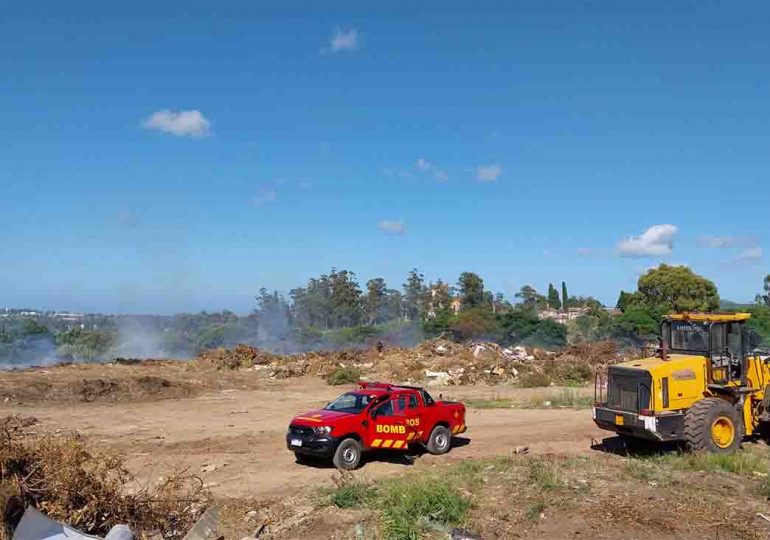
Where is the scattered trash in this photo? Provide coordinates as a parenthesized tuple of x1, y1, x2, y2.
(451, 528, 481, 540)
(181, 508, 220, 540)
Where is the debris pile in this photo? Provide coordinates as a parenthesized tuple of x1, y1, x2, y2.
(0, 430, 210, 540)
(195, 338, 624, 387)
(196, 344, 282, 371)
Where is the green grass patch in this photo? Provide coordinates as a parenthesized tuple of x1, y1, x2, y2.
(466, 389, 593, 410)
(663, 450, 768, 475)
(328, 479, 373, 508)
(760, 474, 770, 499)
(325, 366, 361, 385)
(525, 456, 563, 491)
(375, 474, 472, 540)
(525, 499, 546, 521)
(325, 472, 472, 540)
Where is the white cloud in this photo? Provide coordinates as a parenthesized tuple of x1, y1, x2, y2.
(415, 157, 448, 182)
(476, 163, 502, 182)
(617, 224, 678, 257)
(738, 246, 762, 262)
(698, 235, 737, 248)
(323, 27, 359, 53)
(378, 220, 405, 235)
(251, 188, 277, 206)
(143, 109, 211, 138)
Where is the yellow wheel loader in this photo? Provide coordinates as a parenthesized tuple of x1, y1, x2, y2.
(593, 313, 770, 452)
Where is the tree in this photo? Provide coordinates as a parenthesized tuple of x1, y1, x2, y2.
(547, 283, 561, 310)
(755, 275, 770, 307)
(364, 278, 388, 325)
(426, 279, 453, 317)
(457, 272, 486, 310)
(515, 285, 546, 309)
(498, 308, 541, 345)
(561, 282, 569, 311)
(256, 288, 291, 339)
(616, 291, 635, 312)
(526, 319, 567, 349)
(451, 307, 498, 341)
(403, 269, 427, 321)
(329, 269, 363, 328)
(632, 264, 719, 312)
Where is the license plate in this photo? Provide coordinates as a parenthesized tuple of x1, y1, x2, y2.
(615, 415, 624, 426)
(290, 438, 302, 447)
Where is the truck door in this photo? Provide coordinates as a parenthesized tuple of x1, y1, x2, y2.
(367, 396, 415, 451)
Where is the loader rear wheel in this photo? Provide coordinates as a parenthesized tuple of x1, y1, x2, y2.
(684, 397, 742, 453)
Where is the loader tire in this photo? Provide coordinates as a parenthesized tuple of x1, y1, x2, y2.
(426, 425, 452, 455)
(684, 397, 742, 454)
(333, 438, 362, 470)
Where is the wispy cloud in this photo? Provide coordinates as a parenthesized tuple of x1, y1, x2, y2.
(737, 246, 762, 262)
(378, 220, 405, 236)
(415, 158, 448, 182)
(251, 187, 277, 206)
(476, 163, 502, 182)
(697, 235, 755, 249)
(143, 109, 211, 138)
(576, 247, 594, 256)
(618, 224, 678, 257)
(322, 27, 359, 54)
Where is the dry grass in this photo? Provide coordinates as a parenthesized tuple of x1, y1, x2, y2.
(0, 430, 210, 540)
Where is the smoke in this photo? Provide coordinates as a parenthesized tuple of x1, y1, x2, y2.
(0, 335, 60, 370)
(112, 315, 172, 359)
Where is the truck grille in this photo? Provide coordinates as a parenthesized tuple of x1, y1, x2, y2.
(289, 425, 314, 437)
(607, 368, 651, 412)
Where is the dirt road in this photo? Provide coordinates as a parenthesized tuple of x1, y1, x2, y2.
(0, 377, 605, 498)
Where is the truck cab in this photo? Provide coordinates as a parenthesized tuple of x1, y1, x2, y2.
(287, 382, 467, 469)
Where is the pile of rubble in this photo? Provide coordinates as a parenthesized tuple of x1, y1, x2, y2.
(195, 339, 624, 387)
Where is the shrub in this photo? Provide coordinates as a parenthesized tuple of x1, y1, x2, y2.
(329, 480, 372, 508)
(0, 432, 209, 540)
(518, 371, 552, 388)
(326, 366, 361, 385)
(375, 475, 472, 540)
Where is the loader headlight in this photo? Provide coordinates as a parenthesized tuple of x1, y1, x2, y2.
(313, 426, 332, 435)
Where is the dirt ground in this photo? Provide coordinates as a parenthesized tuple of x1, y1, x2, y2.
(4, 363, 770, 539)
(0, 373, 603, 499)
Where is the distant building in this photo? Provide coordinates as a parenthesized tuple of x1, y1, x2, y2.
(53, 312, 86, 321)
(538, 307, 589, 324)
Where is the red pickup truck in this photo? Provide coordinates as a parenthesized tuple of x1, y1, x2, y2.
(286, 382, 467, 470)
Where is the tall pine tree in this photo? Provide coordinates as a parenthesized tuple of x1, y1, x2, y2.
(561, 281, 568, 311)
(547, 283, 561, 310)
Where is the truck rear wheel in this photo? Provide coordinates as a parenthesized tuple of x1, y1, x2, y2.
(684, 397, 742, 453)
(426, 425, 452, 455)
(333, 438, 362, 470)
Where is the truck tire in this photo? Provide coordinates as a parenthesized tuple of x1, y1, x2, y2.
(333, 438, 362, 470)
(684, 397, 742, 453)
(426, 425, 452, 455)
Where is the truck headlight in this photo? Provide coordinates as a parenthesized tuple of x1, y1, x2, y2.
(313, 426, 332, 435)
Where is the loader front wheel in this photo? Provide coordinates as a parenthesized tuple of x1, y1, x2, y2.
(684, 397, 742, 453)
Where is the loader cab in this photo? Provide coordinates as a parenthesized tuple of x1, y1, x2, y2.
(662, 313, 751, 386)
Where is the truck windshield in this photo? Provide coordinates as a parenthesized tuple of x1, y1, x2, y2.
(669, 321, 710, 353)
(324, 392, 373, 414)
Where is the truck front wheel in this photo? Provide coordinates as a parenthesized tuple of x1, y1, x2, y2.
(426, 425, 452, 455)
(333, 438, 362, 470)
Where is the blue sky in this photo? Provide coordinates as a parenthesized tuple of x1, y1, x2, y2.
(2, 1, 769, 314)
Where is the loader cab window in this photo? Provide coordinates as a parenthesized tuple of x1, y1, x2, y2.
(668, 321, 710, 353)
